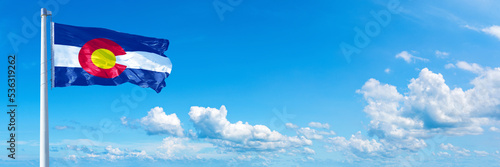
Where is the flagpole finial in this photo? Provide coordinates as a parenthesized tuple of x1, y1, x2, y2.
(41, 8, 52, 16)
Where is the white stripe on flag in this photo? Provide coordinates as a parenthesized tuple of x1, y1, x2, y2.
(53, 44, 172, 73)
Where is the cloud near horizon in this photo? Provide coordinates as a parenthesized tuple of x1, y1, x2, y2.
(338, 66, 500, 158)
(188, 105, 313, 151)
(58, 63, 500, 163)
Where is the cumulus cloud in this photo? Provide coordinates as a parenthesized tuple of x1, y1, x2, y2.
(384, 68, 391, 74)
(343, 66, 500, 159)
(285, 123, 298, 129)
(189, 106, 312, 151)
(395, 51, 429, 63)
(357, 67, 500, 142)
(140, 107, 184, 136)
(158, 137, 188, 158)
(105, 145, 124, 155)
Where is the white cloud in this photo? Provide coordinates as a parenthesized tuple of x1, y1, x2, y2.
(384, 68, 391, 74)
(490, 127, 500, 132)
(53, 138, 215, 162)
(444, 63, 455, 69)
(105, 145, 124, 155)
(189, 105, 312, 151)
(456, 61, 484, 74)
(435, 50, 450, 58)
(440, 143, 471, 156)
(140, 107, 184, 136)
(350, 66, 500, 159)
(54, 125, 73, 130)
(436, 151, 451, 157)
(318, 130, 336, 136)
(77, 145, 153, 161)
(395, 51, 429, 63)
(156, 137, 213, 160)
(285, 123, 298, 129)
(482, 25, 500, 40)
(357, 67, 500, 142)
(86, 153, 99, 158)
(439, 143, 454, 150)
(296, 127, 335, 140)
(308, 122, 330, 129)
(464, 24, 480, 31)
(64, 145, 94, 154)
(128, 150, 151, 159)
(303, 147, 315, 155)
(466, 25, 500, 40)
(292, 147, 316, 155)
(327, 131, 386, 158)
(120, 116, 128, 125)
(158, 137, 188, 158)
(474, 150, 489, 157)
(65, 155, 78, 163)
(188, 129, 198, 138)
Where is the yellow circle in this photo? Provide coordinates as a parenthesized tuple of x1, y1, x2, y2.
(91, 48, 116, 69)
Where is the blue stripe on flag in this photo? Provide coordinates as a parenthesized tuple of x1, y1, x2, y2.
(54, 23, 169, 57)
(54, 67, 169, 93)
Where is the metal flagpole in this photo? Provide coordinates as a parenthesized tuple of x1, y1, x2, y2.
(40, 8, 51, 167)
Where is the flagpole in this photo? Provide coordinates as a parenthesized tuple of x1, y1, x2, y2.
(40, 8, 51, 167)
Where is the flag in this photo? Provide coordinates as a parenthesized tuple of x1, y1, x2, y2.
(52, 23, 172, 93)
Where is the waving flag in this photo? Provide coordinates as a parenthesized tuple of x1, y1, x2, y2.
(52, 23, 172, 93)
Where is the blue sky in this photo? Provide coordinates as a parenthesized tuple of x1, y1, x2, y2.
(1, 0, 500, 166)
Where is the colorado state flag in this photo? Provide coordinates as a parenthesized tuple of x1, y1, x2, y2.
(52, 23, 172, 93)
